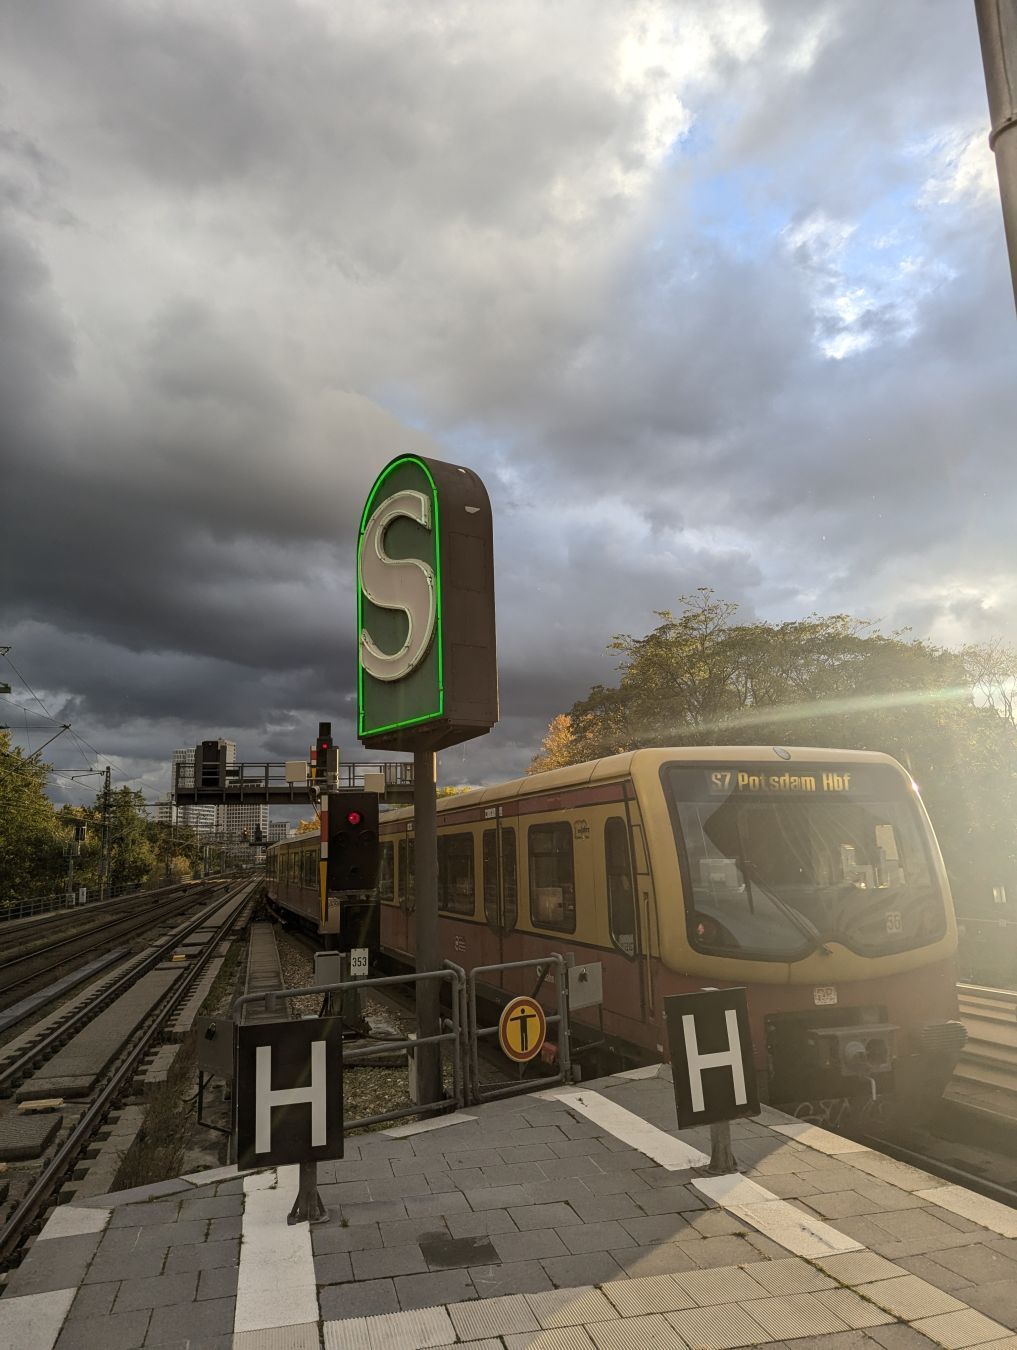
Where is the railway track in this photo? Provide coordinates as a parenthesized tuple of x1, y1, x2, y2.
(0, 883, 219, 1013)
(954, 981, 1017, 1097)
(0, 878, 256, 1269)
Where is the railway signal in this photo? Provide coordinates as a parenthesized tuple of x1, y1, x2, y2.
(328, 791, 379, 892)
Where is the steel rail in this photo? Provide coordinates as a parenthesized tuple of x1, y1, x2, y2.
(0, 880, 255, 1268)
(0, 883, 235, 1092)
(0, 886, 206, 1000)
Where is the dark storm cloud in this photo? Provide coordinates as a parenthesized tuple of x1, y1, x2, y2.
(1, 0, 1014, 798)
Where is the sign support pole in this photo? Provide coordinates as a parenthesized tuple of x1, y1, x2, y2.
(414, 747, 441, 1108)
(708, 1120, 736, 1174)
(287, 1160, 327, 1225)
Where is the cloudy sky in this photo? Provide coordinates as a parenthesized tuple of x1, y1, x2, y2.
(2, 0, 1014, 810)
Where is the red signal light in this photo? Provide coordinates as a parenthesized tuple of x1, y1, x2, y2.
(346, 810, 362, 826)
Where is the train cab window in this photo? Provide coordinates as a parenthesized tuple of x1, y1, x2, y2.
(439, 833, 475, 915)
(528, 823, 576, 932)
(398, 837, 415, 907)
(378, 841, 394, 903)
(605, 817, 636, 956)
(482, 828, 518, 929)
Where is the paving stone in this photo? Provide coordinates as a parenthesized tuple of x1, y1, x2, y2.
(807, 1191, 889, 1219)
(77, 1178, 194, 1208)
(480, 1163, 551, 1188)
(204, 1215, 242, 1242)
(312, 1222, 383, 1254)
(684, 1210, 752, 1237)
(108, 1201, 182, 1229)
(855, 1276, 965, 1319)
(5, 1232, 103, 1296)
(666, 1300, 773, 1349)
(367, 1215, 439, 1247)
(895, 1256, 975, 1292)
(321, 1157, 396, 1182)
(447, 1208, 518, 1238)
(364, 1174, 434, 1201)
(164, 1239, 240, 1273)
(613, 1244, 701, 1278)
(335, 1200, 408, 1225)
(318, 1277, 399, 1318)
(739, 1292, 850, 1341)
(873, 1212, 973, 1245)
(542, 1251, 625, 1289)
(470, 1259, 555, 1299)
(510, 1202, 583, 1231)
(447, 1292, 539, 1340)
(403, 1190, 471, 1217)
(867, 1326, 944, 1350)
(113, 1271, 197, 1312)
(175, 1194, 243, 1221)
(144, 1294, 235, 1344)
(931, 1244, 1017, 1284)
(586, 1310, 686, 1349)
(958, 1280, 1017, 1326)
(583, 1173, 652, 1196)
(526, 1285, 619, 1328)
(68, 1280, 119, 1319)
(418, 1232, 500, 1270)
(674, 1265, 770, 1306)
(196, 1265, 238, 1302)
(685, 1235, 769, 1268)
(633, 1188, 712, 1217)
(492, 1228, 571, 1263)
(466, 1185, 532, 1210)
(619, 1213, 692, 1246)
(99, 1220, 209, 1255)
(313, 1251, 355, 1285)
(540, 1157, 609, 1180)
(811, 1289, 896, 1330)
(910, 1310, 1013, 1349)
(54, 1309, 151, 1350)
(558, 1220, 637, 1255)
(817, 1252, 905, 1285)
(497, 1143, 558, 1163)
(546, 1138, 611, 1157)
(569, 1193, 643, 1223)
(84, 1249, 167, 1285)
(521, 1179, 595, 1207)
(395, 1266, 477, 1309)
(351, 1242, 428, 1280)
(601, 1273, 696, 1317)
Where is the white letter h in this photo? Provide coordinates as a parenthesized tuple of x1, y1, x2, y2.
(255, 1041, 327, 1154)
(681, 1010, 747, 1113)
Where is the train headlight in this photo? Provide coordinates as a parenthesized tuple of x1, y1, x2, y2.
(808, 1023, 898, 1078)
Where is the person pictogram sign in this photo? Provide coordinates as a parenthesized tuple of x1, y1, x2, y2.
(498, 996, 547, 1063)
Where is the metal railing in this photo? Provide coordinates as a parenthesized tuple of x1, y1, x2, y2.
(174, 759, 415, 804)
(466, 955, 572, 1103)
(0, 880, 146, 924)
(231, 963, 466, 1132)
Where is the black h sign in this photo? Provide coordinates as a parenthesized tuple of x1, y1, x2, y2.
(664, 988, 759, 1129)
(235, 1018, 344, 1168)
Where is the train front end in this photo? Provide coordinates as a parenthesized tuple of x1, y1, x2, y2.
(651, 747, 966, 1126)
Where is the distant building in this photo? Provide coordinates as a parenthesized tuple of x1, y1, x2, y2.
(170, 741, 238, 835)
(267, 821, 288, 843)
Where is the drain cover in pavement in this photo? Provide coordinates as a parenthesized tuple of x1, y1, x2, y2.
(418, 1232, 499, 1269)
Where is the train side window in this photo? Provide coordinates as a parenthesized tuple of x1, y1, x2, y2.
(378, 841, 394, 903)
(439, 832, 475, 915)
(304, 848, 316, 887)
(398, 837, 415, 907)
(482, 830, 498, 925)
(482, 828, 518, 929)
(605, 817, 636, 956)
(528, 823, 575, 932)
(501, 828, 517, 929)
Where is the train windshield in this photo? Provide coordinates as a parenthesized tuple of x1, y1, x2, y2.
(664, 762, 947, 960)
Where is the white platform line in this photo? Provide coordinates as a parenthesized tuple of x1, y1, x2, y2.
(383, 1111, 476, 1137)
(0, 1287, 76, 1350)
(693, 1173, 861, 1257)
(539, 1089, 709, 1169)
(771, 1121, 870, 1154)
(916, 1184, 1017, 1238)
(234, 1166, 319, 1334)
(36, 1204, 109, 1241)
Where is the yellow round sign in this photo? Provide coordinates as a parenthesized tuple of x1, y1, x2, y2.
(498, 997, 547, 1063)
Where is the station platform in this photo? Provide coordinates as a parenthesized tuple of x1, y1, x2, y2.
(4, 1066, 1017, 1350)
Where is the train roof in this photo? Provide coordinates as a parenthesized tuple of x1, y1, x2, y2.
(376, 744, 910, 824)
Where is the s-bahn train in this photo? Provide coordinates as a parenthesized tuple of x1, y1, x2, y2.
(265, 745, 967, 1122)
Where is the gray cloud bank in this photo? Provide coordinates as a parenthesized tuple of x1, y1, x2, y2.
(1, 0, 1014, 804)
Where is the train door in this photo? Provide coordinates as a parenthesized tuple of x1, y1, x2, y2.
(602, 812, 647, 1026)
(481, 813, 518, 987)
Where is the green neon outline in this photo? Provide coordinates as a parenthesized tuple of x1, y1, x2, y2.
(357, 456, 444, 738)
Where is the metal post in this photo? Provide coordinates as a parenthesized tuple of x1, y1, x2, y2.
(976, 0, 1017, 314)
(287, 1159, 327, 1225)
(99, 765, 112, 902)
(708, 1120, 737, 1174)
(414, 747, 442, 1107)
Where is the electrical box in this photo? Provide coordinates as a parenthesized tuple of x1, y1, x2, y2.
(567, 961, 604, 1011)
(285, 760, 308, 785)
